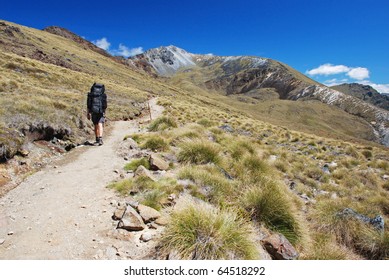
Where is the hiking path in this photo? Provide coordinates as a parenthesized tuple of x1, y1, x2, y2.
(0, 98, 163, 259)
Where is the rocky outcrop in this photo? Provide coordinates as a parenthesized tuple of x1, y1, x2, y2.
(331, 83, 389, 111)
(337, 208, 385, 232)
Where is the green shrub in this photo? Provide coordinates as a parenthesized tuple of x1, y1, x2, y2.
(149, 116, 177, 131)
(243, 179, 302, 245)
(160, 203, 258, 259)
(178, 141, 221, 165)
(124, 158, 150, 171)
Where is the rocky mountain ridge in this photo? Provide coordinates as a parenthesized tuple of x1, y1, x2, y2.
(130, 46, 389, 146)
(331, 83, 389, 111)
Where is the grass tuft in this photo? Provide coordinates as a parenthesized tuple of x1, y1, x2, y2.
(160, 202, 258, 259)
(124, 158, 150, 171)
(178, 140, 221, 165)
(149, 116, 177, 131)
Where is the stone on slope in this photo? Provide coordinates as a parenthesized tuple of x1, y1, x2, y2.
(261, 233, 299, 260)
(134, 165, 156, 181)
(137, 204, 161, 223)
(149, 154, 169, 171)
(117, 206, 145, 231)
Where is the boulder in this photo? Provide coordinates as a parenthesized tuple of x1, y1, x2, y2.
(117, 206, 145, 231)
(261, 233, 299, 260)
(125, 138, 139, 150)
(137, 204, 161, 223)
(134, 165, 155, 181)
(140, 232, 153, 242)
(112, 206, 126, 221)
(149, 154, 169, 171)
(155, 216, 169, 226)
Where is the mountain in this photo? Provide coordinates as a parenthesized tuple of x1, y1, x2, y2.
(331, 83, 389, 111)
(130, 46, 389, 146)
(1, 20, 389, 261)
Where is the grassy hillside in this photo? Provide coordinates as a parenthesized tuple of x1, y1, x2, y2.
(0, 20, 180, 160)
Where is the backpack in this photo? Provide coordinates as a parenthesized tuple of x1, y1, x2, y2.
(89, 83, 105, 114)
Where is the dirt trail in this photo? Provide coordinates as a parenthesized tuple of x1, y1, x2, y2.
(0, 98, 163, 259)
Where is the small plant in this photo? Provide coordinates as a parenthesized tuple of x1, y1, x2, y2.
(149, 116, 177, 131)
(243, 179, 303, 245)
(141, 135, 169, 151)
(361, 150, 373, 159)
(178, 140, 221, 165)
(108, 179, 133, 195)
(178, 165, 234, 205)
(124, 158, 150, 171)
(160, 202, 258, 259)
(197, 118, 215, 127)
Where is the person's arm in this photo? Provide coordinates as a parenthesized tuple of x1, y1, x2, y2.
(102, 93, 107, 115)
(87, 93, 92, 119)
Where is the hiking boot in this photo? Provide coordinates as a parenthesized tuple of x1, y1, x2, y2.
(98, 137, 103, 146)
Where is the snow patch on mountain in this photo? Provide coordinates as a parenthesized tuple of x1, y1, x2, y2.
(143, 46, 195, 76)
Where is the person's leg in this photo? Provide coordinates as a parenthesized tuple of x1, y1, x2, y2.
(97, 122, 103, 137)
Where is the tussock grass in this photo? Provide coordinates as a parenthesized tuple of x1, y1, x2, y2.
(108, 179, 133, 195)
(141, 135, 169, 151)
(178, 165, 234, 205)
(178, 140, 221, 165)
(302, 233, 360, 260)
(243, 179, 303, 245)
(311, 199, 389, 259)
(124, 158, 150, 171)
(149, 116, 177, 131)
(160, 201, 258, 259)
(234, 155, 273, 184)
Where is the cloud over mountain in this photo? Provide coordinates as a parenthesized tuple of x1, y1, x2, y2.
(92, 37, 143, 57)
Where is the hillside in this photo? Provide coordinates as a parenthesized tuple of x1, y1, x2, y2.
(0, 20, 181, 162)
(130, 46, 389, 147)
(331, 83, 389, 111)
(1, 20, 389, 261)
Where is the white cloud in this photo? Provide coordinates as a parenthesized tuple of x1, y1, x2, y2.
(93, 37, 111, 51)
(347, 67, 369, 80)
(323, 78, 350, 87)
(306, 64, 350, 76)
(112, 45, 144, 57)
(358, 81, 389, 93)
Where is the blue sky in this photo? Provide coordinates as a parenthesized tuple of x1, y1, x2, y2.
(1, 0, 388, 92)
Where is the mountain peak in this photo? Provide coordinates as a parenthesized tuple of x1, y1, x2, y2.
(137, 45, 195, 76)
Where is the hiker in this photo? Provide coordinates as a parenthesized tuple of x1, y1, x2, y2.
(87, 83, 107, 145)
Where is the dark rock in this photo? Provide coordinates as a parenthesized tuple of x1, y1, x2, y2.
(337, 208, 384, 231)
(219, 124, 234, 133)
(261, 233, 299, 260)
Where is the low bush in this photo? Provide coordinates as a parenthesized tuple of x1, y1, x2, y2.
(243, 179, 302, 245)
(160, 202, 258, 259)
(141, 135, 169, 151)
(124, 158, 150, 171)
(178, 140, 221, 165)
(149, 116, 177, 131)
